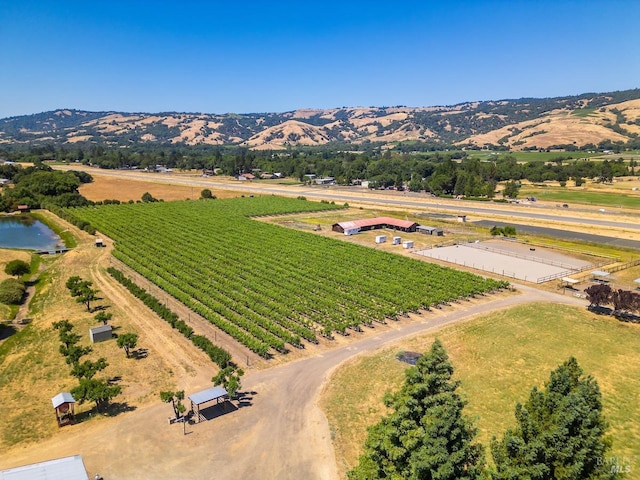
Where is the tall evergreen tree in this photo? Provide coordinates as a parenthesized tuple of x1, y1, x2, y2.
(349, 339, 484, 480)
(491, 357, 618, 480)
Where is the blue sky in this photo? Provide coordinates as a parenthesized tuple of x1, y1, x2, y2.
(1, 1, 639, 118)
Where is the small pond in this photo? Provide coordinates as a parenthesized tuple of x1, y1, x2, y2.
(0, 215, 62, 251)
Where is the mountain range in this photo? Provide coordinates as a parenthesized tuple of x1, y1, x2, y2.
(1, 89, 639, 150)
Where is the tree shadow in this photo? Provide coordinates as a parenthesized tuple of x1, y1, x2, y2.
(0, 323, 17, 341)
(91, 304, 110, 313)
(587, 305, 613, 315)
(104, 402, 137, 417)
(132, 348, 148, 360)
(236, 390, 256, 409)
(75, 402, 137, 422)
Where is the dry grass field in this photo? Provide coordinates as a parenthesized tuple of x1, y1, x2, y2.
(321, 303, 640, 478)
(79, 175, 242, 202)
(0, 212, 215, 451)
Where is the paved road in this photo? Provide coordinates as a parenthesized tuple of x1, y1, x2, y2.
(473, 220, 640, 250)
(56, 166, 640, 233)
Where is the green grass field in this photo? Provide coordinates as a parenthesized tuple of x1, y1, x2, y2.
(571, 108, 597, 117)
(519, 187, 640, 208)
(321, 303, 640, 476)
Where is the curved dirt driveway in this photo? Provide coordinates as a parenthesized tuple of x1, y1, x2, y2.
(3, 285, 586, 479)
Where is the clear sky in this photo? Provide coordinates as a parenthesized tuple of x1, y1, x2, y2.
(1, 0, 639, 118)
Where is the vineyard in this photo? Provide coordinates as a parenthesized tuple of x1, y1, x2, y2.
(68, 196, 507, 357)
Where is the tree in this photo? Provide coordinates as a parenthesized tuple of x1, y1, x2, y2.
(59, 344, 93, 366)
(94, 311, 112, 325)
(4, 259, 30, 277)
(585, 284, 612, 309)
(212, 366, 244, 400)
(160, 390, 186, 419)
(117, 332, 138, 358)
(70, 357, 108, 380)
(141, 192, 158, 203)
(0, 278, 26, 305)
(200, 188, 216, 199)
(502, 180, 520, 199)
(66, 276, 99, 312)
(349, 339, 484, 480)
(491, 357, 617, 480)
(71, 378, 121, 412)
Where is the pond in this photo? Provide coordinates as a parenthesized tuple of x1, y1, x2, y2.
(0, 215, 62, 250)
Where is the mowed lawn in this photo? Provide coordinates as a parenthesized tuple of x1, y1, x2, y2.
(321, 303, 640, 476)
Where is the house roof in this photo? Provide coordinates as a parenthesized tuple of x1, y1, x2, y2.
(0, 455, 88, 480)
(336, 217, 417, 230)
(51, 392, 76, 408)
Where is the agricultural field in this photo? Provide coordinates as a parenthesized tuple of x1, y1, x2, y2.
(321, 303, 640, 477)
(68, 196, 506, 357)
(519, 184, 640, 208)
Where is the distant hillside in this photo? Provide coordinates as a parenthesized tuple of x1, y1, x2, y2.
(1, 89, 639, 150)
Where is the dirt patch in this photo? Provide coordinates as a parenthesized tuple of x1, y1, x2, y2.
(79, 175, 241, 202)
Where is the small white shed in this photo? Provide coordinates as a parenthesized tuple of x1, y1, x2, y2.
(403, 240, 414, 249)
(375, 235, 387, 244)
(392, 236, 402, 245)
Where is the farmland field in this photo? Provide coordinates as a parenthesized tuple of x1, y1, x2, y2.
(518, 186, 640, 208)
(68, 196, 506, 357)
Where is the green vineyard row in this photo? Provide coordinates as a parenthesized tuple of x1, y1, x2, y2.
(69, 196, 507, 356)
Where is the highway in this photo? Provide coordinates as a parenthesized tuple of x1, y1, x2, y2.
(57, 166, 640, 233)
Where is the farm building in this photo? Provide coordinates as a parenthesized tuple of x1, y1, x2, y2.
(332, 217, 419, 234)
(89, 325, 112, 343)
(417, 225, 444, 236)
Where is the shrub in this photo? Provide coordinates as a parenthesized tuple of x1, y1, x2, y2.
(0, 278, 26, 305)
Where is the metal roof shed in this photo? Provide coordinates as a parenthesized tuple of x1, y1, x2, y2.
(89, 325, 112, 343)
(591, 270, 611, 282)
(52, 392, 76, 427)
(188, 386, 228, 423)
(0, 455, 89, 480)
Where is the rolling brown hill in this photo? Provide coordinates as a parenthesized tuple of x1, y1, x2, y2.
(1, 89, 639, 149)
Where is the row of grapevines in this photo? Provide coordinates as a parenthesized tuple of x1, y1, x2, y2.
(68, 196, 507, 355)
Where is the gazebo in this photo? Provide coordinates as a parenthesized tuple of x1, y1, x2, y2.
(188, 386, 228, 423)
(52, 392, 76, 427)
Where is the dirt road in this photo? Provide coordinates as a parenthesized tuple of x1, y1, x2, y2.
(2, 285, 586, 479)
